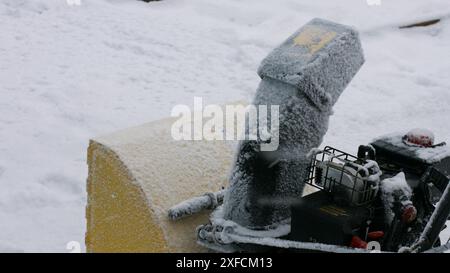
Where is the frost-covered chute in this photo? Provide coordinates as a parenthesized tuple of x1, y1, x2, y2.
(221, 18, 365, 229)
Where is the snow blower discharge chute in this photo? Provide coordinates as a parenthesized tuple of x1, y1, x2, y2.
(168, 18, 450, 253)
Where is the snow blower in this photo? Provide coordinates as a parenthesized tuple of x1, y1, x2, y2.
(168, 18, 450, 253)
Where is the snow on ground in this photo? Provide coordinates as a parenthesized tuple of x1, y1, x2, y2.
(0, 0, 450, 252)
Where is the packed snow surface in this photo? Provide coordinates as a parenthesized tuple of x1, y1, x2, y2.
(1, 0, 450, 252)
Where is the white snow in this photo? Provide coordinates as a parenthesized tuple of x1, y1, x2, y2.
(1, 0, 450, 252)
(381, 172, 412, 198)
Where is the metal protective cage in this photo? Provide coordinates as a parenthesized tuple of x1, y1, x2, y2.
(304, 146, 379, 206)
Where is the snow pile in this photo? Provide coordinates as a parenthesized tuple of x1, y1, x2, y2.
(1, 0, 450, 251)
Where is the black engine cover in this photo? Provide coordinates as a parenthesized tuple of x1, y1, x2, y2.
(290, 191, 371, 246)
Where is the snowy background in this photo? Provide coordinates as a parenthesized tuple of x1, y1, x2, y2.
(1, 0, 450, 252)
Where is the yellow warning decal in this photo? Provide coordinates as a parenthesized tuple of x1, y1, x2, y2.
(293, 26, 337, 55)
(319, 205, 349, 217)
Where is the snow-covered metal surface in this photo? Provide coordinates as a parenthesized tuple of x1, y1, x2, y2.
(374, 132, 450, 164)
(222, 18, 365, 229)
(227, 233, 369, 253)
(258, 18, 365, 111)
(199, 205, 371, 253)
(168, 190, 226, 220)
(86, 117, 234, 252)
